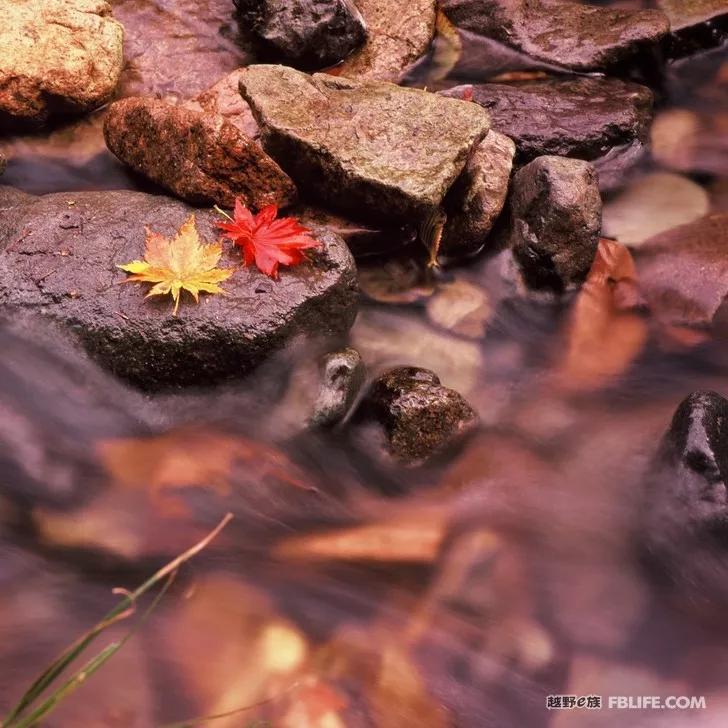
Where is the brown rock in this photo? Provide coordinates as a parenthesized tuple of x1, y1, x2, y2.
(362, 366, 479, 462)
(240, 65, 490, 224)
(337, 0, 437, 81)
(0, 0, 124, 127)
(103, 96, 297, 209)
(183, 69, 261, 140)
(636, 214, 728, 328)
(510, 156, 602, 292)
(442, 130, 515, 256)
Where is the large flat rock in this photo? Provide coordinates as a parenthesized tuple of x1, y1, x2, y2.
(440, 0, 669, 72)
(445, 77, 653, 163)
(239, 65, 490, 224)
(0, 187, 358, 390)
(0, 0, 124, 127)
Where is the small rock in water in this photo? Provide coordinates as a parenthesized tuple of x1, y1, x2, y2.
(234, 0, 367, 69)
(240, 65, 490, 225)
(603, 172, 709, 248)
(0, 0, 124, 128)
(310, 348, 366, 427)
(635, 213, 728, 328)
(510, 156, 602, 292)
(440, 0, 669, 71)
(441, 130, 515, 256)
(642, 391, 728, 602)
(0, 152, 6, 176)
(104, 97, 297, 210)
(362, 366, 478, 462)
(444, 77, 653, 165)
(337, 0, 437, 81)
(0, 187, 358, 390)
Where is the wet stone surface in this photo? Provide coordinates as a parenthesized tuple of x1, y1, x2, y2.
(0, 187, 359, 390)
(441, 130, 515, 257)
(444, 77, 654, 165)
(635, 214, 728, 328)
(336, 0, 437, 81)
(310, 347, 366, 428)
(0, 0, 124, 128)
(103, 96, 297, 209)
(440, 0, 669, 72)
(240, 64, 490, 226)
(234, 0, 367, 69)
(510, 155, 602, 292)
(361, 366, 479, 462)
(642, 391, 728, 601)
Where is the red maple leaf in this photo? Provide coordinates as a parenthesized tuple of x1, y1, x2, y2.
(215, 199, 321, 278)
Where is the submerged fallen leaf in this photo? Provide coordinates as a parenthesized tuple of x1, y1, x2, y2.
(97, 428, 313, 517)
(118, 214, 232, 315)
(216, 199, 321, 278)
(275, 510, 448, 564)
(557, 239, 647, 389)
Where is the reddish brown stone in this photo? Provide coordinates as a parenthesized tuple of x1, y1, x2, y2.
(103, 96, 297, 209)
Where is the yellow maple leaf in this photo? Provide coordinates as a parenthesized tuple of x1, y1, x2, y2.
(118, 214, 233, 315)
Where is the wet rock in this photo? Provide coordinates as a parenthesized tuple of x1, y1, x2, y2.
(642, 391, 728, 601)
(0, 187, 358, 390)
(443, 77, 653, 165)
(440, 0, 669, 71)
(657, 0, 728, 54)
(0, 0, 124, 127)
(0, 152, 6, 176)
(362, 367, 478, 462)
(635, 214, 728, 328)
(337, 0, 437, 81)
(240, 65, 490, 225)
(103, 96, 296, 209)
(441, 130, 515, 256)
(310, 348, 366, 427)
(510, 156, 601, 292)
(183, 69, 261, 140)
(234, 0, 367, 69)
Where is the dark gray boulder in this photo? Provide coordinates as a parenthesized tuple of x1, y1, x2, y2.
(0, 187, 358, 390)
(239, 65, 491, 226)
(440, 0, 669, 72)
(443, 77, 653, 164)
(362, 366, 478, 462)
(310, 347, 366, 427)
(641, 391, 728, 603)
(234, 0, 367, 69)
(510, 156, 601, 292)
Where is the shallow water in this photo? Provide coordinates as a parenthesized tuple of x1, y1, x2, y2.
(1, 1, 728, 726)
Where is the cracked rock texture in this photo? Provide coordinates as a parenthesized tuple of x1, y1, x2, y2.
(103, 96, 297, 209)
(510, 156, 602, 292)
(234, 0, 367, 69)
(240, 65, 490, 225)
(440, 0, 669, 71)
(0, 187, 358, 390)
(0, 0, 124, 127)
(337, 0, 437, 81)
